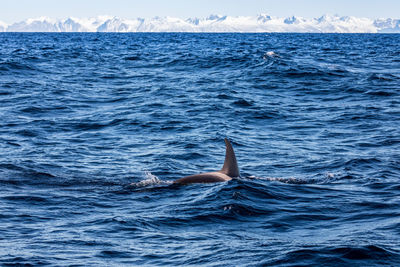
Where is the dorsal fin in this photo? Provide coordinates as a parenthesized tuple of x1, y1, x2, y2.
(220, 138, 240, 177)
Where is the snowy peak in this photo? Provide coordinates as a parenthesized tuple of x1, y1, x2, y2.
(257, 14, 272, 23)
(8, 17, 57, 32)
(374, 18, 400, 33)
(1, 15, 400, 33)
(97, 17, 130, 32)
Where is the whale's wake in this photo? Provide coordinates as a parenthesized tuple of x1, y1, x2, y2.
(129, 171, 172, 188)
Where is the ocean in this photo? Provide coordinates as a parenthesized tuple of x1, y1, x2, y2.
(0, 33, 399, 266)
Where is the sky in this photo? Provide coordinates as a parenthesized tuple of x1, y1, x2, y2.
(1, 0, 400, 23)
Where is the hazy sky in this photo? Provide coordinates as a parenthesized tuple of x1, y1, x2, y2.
(1, 0, 399, 23)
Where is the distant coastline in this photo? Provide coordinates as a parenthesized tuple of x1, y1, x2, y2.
(0, 14, 399, 33)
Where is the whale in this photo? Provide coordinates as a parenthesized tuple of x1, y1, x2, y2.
(174, 138, 240, 184)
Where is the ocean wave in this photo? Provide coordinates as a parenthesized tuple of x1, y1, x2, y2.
(0, 33, 399, 266)
(269, 245, 400, 266)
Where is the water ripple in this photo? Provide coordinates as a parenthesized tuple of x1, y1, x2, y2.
(0, 32, 399, 266)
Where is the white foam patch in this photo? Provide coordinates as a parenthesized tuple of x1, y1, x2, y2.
(249, 172, 340, 184)
(263, 51, 279, 59)
(253, 176, 308, 184)
(129, 171, 172, 188)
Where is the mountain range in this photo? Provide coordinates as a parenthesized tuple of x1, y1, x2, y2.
(0, 14, 399, 33)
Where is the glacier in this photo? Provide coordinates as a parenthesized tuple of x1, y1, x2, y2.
(0, 14, 399, 33)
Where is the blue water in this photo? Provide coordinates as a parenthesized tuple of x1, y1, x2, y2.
(0, 33, 399, 266)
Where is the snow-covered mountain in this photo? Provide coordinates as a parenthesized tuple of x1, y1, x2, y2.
(374, 18, 400, 33)
(1, 14, 400, 33)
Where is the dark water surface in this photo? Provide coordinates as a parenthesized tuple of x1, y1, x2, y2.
(0, 33, 400, 266)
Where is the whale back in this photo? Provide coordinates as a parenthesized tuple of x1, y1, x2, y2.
(220, 138, 240, 177)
